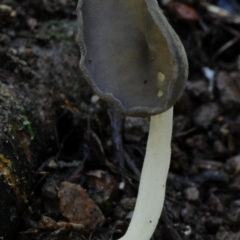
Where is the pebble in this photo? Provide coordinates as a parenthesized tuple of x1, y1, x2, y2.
(193, 103, 219, 128)
(184, 186, 199, 201)
(58, 181, 105, 231)
(217, 71, 240, 110)
(225, 154, 240, 174)
(187, 80, 210, 101)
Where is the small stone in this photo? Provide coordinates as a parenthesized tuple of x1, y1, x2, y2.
(119, 181, 125, 190)
(187, 80, 210, 101)
(0, 4, 12, 20)
(217, 71, 240, 110)
(184, 186, 199, 201)
(10, 10, 17, 18)
(47, 159, 57, 169)
(229, 175, 240, 192)
(91, 94, 100, 103)
(41, 177, 60, 217)
(214, 140, 227, 155)
(193, 103, 219, 129)
(113, 206, 127, 220)
(9, 48, 17, 55)
(18, 46, 26, 55)
(38, 216, 58, 230)
(225, 155, 240, 174)
(227, 200, 240, 224)
(216, 229, 240, 240)
(0, 33, 10, 44)
(18, 59, 27, 66)
(182, 225, 192, 236)
(58, 181, 105, 231)
(120, 198, 136, 211)
(27, 18, 38, 31)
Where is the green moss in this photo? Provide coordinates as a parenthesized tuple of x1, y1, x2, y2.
(17, 107, 34, 141)
(48, 20, 75, 41)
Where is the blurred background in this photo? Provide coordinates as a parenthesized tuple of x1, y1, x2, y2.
(1, 0, 240, 239)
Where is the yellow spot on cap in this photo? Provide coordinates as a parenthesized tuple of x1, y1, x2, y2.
(157, 72, 165, 83)
(157, 90, 163, 97)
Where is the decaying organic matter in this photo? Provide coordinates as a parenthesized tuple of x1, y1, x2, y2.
(0, 83, 33, 239)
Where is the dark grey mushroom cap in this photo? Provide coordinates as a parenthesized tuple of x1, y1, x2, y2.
(77, 0, 188, 117)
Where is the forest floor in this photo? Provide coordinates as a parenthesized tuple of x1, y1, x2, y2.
(1, 0, 240, 239)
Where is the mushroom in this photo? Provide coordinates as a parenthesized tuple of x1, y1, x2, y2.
(77, 0, 188, 239)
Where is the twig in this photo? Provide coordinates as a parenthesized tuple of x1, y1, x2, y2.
(109, 108, 124, 168)
(175, 127, 196, 137)
(90, 130, 105, 156)
(124, 150, 141, 179)
(68, 157, 86, 182)
(211, 36, 239, 61)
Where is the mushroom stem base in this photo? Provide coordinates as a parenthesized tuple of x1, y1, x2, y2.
(119, 107, 173, 240)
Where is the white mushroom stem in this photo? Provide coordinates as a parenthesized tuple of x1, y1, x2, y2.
(119, 107, 173, 240)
